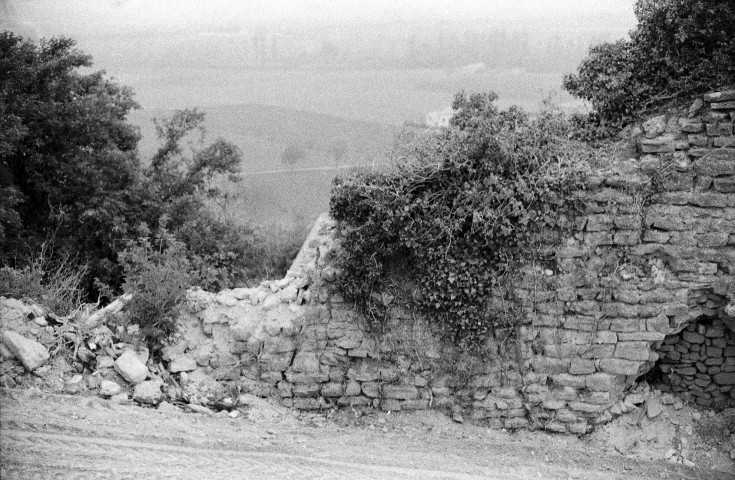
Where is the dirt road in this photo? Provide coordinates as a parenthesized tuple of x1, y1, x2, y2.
(0, 389, 724, 479)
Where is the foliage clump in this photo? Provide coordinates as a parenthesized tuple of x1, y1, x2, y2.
(330, 92, 588, 348)
(117, 229, 192, 350)
(0, 32, 300, 307)
(563, 0, 735, 129)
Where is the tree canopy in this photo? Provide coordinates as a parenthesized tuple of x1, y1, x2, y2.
(1, 32, 141, 281)
(0, 32, 289, 300)
(563, 0, 735, 126)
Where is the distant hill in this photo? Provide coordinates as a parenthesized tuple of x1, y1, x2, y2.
(129, 103, 409, 171)
(127, 104, 414, 226)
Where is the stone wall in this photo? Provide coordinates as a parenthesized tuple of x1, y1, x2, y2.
(164, 90, 735, 433)
(655, 317, 735, 407)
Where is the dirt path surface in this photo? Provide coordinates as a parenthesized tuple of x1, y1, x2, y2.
(2, 389, 728, 480)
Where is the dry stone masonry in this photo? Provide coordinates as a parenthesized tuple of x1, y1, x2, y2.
(150, 90, 735, 433)
(1, 91, 733, 436)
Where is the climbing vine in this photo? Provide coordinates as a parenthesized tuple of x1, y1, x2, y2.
(330, 92, 589, 349)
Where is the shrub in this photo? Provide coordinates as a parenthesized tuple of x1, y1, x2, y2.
(330, 92, 588, 348)
(118, 231, 192, 351)
(563, 0, 735, 127)
(0, 245, 86, 315)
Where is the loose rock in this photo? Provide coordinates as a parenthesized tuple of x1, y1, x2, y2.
(133, 380, 164, 405)
(114, 350, 149, 384)
(99, 380, 122, 397)
(1, 330, 50, 371)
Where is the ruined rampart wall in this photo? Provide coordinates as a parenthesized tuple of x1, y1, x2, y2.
(167, 90, 735, 432)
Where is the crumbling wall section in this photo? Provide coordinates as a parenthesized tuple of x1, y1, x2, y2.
(168, 90, 735, 432)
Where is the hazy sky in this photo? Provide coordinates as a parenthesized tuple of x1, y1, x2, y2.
(1, 1, 639, 121)
(5, 0, 636, 37)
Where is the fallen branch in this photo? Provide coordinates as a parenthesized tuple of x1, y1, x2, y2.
(83, 293, 133, 328)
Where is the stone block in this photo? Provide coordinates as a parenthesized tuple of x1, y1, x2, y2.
(293, 383, 320, 398)
(706, 346, 723, 357)
(361, 381, 380, 398)
(600, 359, 642, 375)
(617, 332, 665, 342)
(293, 398, 323, 410)
(713, 137, 735, 147)
(581, 344, 615, 360)
(551, 374, 586, 388)
(504, 418, 528, 429)
(704, 90, 735, 102)
(586, 373, 622, 392)
(682, 331, 705, 344)
(346, 361, 380, 381)
(531, 356, 570, 374)
(382, 384, 419, 400)
(277, 380, 293, 398)
(542, 398, 566, 410)
(569, 358, 595, 375)
(706, 123, 733, 136)
(380, 399, 402, 411)
(711, 101, 735, 110)
(262, 336, 296, 355)
(713, 373, 735, 385)
(681, 121, 704, 133)
(344, 380, 361, 396)
(613, 230, 640, 245)
(646, 314, 670, 333)
(290, 351, 319, 374)
(568, 401, 605, 413)
(714, 177, 735, 193)
(401, 399, 430, 410)
(694, 149, 735, 176)
(169, 356, 197, 373)
(641, 135, 675, 153)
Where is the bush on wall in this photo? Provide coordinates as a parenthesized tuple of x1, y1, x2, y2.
(330, 92, 588, 348)
(563, 0, 735, 128)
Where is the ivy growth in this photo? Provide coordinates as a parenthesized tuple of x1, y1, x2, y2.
(330, 92, 589, 349)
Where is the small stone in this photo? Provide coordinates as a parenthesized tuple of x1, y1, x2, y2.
(133, 380, 163, 405)
(32, 365, 50, 377)
(685, 425, 693, 436)
(682, 459, 695, 468)
(169, 356, 197, 373)
(692, 411, 702, 421)
(187, 404, 214, 415)
(96, 356, 115, 369)
(33, 317, 48, 327)
(646, 398, 664, 419)
(99, 380, 122, 397)
(110, 392, 129, 404)
(673, 401, 683, 410)
(67, 374, 83, 384)
(157, 401, 180, 414)
(228, 410, 240, 418)
(664, 448, 676, 459)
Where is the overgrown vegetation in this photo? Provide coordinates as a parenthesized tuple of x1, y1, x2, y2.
(330, 92, 589, 348)
(563, 0, 735, 130)
(0, 32, 302, 349)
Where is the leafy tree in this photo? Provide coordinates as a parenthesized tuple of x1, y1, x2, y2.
(280, 143, 306, 169)
(0, 32, 288, 304)
(0, 32, 141, 286)
(563, 0, 735, 126)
